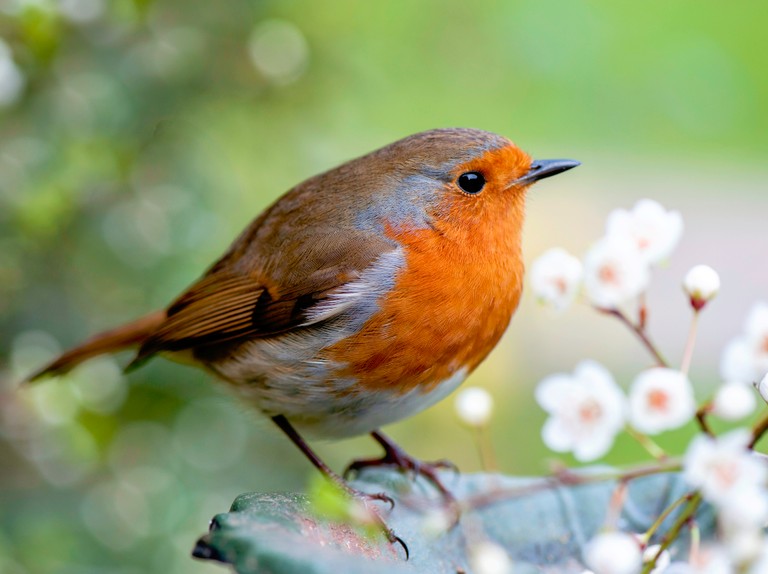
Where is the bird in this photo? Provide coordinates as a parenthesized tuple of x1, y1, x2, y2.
(26, 127, 578, 549)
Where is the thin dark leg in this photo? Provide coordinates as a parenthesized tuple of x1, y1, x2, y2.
(272, 415, 393, 506)
(345, 429, 459, 505)
(270, 415, 408, 558)
(272, 414, 340, 480)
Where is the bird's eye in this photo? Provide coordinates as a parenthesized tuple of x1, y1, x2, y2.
(457, 172, 485, 194)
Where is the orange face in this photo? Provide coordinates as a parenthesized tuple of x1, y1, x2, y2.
(432, 142, 533, 235)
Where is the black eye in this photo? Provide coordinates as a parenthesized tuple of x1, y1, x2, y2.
(457, 171, 485, 194)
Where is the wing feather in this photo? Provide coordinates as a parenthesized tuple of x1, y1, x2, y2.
(130, 232, 398, 367)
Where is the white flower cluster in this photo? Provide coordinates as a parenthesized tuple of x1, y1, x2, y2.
(531, 199, 683, 312)
(536, 362, 703, 461)
(584, 432, 768, 574)
(721, 302, 768, 386)
(684, 430, 768, 569)
(530, 197, 768, 573)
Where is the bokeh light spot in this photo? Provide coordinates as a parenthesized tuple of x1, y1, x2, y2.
(71, 357, 127, 414)
(26, 422, 99, 487)
(248, 19, 309, 85)
(57, 0, 104, 24)
(172, 399, 248, 472)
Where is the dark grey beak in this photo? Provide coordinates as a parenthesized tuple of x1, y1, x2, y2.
(512, 159, 580, 187)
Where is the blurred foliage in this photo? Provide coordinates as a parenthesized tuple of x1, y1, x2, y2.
(1, 1, 767, 573)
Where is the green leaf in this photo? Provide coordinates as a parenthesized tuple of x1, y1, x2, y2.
(193, 468, 715, 574)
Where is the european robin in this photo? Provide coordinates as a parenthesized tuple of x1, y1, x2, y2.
(27, 128, 578, 549)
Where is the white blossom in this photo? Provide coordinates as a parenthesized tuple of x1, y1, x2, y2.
(628, 368, 695, 434)
(583, 237, 650, 309)
(721, 302, 768, 384)
(584, 531, 642, 574)
(467, 540, 513, 574)
(536, 360, 627, 462)
(683, 429, 767, 506)
(718, 486, 768, 534)
(711, 381, 756, 421)
(454, 387, 493, 427)
(530, 248, 583, 311)
(605, 199, 683, 264)
(683, 265, 721, 309)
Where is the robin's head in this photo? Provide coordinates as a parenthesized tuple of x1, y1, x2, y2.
(362, 128, 579, 233)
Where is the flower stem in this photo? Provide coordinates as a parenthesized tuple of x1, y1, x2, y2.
(604, 481, 629, 529)
(626, 425, 668, 461)
(640, 491, 694, 543)
(598, 307, 669, 367)
(680, 310, 700, 376)
(641, 493, 702, 574)
(474, 426, 498, 472)
(688, 518, 700, 564)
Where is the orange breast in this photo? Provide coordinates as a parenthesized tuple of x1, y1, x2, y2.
(323, 196, 526, 394)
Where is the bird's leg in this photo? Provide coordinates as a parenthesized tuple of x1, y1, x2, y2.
(272, 415, 394, 507)
(271, 416, 408, 557)
(344, 430, 458, 506)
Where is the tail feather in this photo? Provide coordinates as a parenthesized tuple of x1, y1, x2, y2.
(25, 310, 166, 383)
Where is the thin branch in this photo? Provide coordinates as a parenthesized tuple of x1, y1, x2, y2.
(750, 413, 768, 449)
(695, 401, 714, 437)
(626, 425, 668, 461)
(641, 493, 702, 574)
(640, 491, 694, 543)
(604, 481, 629, 530)
(460, 459, 682, 512)
(598, 307, 669, 367)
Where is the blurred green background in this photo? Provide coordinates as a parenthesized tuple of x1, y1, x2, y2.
(1, 0, 768, 572)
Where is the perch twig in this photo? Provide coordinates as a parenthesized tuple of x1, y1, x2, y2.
(597, 307, 669, 367)
(461, 459, 682, 512)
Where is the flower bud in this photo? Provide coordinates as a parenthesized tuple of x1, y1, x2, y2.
(454, 387, 493, 427)
(712, 381, 756, 421)
(757, 372, 768, 405)
(585, 531, 642, 574)
(683, 265, 720, 311)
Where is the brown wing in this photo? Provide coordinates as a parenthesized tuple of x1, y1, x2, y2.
(129, 230, 396, 368)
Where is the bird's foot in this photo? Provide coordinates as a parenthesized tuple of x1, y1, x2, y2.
(344, 431, 459, 512)
(345, 486, 396, 511)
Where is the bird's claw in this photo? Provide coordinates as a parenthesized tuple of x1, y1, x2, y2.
(361, 490, 395, 511)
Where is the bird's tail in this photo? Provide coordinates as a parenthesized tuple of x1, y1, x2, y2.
(25, 310, 166, 383)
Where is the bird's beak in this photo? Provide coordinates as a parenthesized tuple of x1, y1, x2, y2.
(511, 159, 580, 187)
